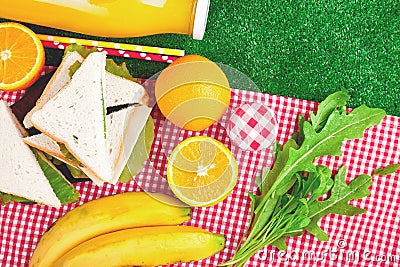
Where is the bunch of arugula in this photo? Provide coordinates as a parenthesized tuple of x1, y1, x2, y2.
(221, 90, 397, 266)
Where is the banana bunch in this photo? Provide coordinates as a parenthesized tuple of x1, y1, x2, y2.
(29, 192, 225, 267)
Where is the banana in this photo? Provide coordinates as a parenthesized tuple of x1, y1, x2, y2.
(29, 192, 191, 267)
(53, 225, 225, 267)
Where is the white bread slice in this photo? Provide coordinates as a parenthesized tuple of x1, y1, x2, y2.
(23, 105, 150, 186)
(23, 105, 133, 186)
(23, 133, 81, 169)
(0, 101, 61, 208)
(23, 51, 84, 128)
(105, 72, 149, 107)
(24, 51, 148, 130)
(30, 52, 114, 183)
(71, 106, 137, 185)
(106, 106, 134, 178)
(22, 134, 104, 186)
(27, 51, 150, 185)
(113, 105, 152, 184)
(25, 105, 151, 185)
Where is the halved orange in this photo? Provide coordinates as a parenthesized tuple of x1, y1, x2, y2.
(0, 22, 45, 91)
(167, 136, 238, 207)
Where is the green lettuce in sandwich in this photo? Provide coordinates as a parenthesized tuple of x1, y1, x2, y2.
(23, 44, 153, 186)
(0, 101, 79, 207)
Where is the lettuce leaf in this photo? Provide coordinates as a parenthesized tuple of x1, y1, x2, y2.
(65, 44, 137, 83)
(65, 43, 97, 58)
(33, 149, 80, 204)
(0, 193, 30, 206)
(58, 143, 82, 167)
(67, 164, 89, 179)
(105, 59, 138, 82)
(119, 116, 154, 182)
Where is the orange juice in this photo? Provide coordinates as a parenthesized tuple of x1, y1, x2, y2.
(0, 0, 210, 39)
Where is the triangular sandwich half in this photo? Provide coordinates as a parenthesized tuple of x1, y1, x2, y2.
(23, 51, 84, 129)
(24, 51, 149, 129)
(0, 101, 61, 208)
(30, 52, 114, 183)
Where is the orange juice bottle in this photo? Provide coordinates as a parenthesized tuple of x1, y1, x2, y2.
(0, 0, 210, 40)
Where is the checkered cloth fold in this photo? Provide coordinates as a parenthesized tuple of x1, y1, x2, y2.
(1, 73, 399, 266)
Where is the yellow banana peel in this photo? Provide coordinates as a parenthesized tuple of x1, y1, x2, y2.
(53, 225, 225, 267)
(29, 192, 191, 267)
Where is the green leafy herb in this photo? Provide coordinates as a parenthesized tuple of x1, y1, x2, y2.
(221, 91, 386, 267)
(373, 164, 400, 176)
(306, 166, 371, 241)
(310, 89, 350, 132)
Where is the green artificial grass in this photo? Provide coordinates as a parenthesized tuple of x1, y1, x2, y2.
(1, 0, 399, 115)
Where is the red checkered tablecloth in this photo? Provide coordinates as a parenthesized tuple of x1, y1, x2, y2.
(1, 74, 400, 266)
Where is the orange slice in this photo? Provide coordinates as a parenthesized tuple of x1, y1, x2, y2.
(0, 22, 45, 91)
(167, 136, 238, 207)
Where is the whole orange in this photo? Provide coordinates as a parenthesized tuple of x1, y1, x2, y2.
(155, 55, 230, 131)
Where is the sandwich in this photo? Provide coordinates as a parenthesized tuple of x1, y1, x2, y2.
(25, 47, 152, 186)
(0, 100, 79, 207)
(23, 51, 85, 129)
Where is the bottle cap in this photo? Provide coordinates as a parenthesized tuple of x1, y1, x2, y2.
(192, 0, 210, 40)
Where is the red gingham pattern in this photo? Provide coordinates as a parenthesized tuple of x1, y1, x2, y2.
(227, 102, 277, 151)
(1, 80, 400, 266)
(0, 66, 57, 105)
(0, 89, 26, 105)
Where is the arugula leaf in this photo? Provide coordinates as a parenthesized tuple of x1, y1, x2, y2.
(257, 139, 299, 204)
(244, 139, 299, 248)
(373, 164, 400, 176)
(310, 90, 350, 132)
(292, 166, 333, 200)
(266, 105, 385, 203)
(307, 166, 334, 202)
(306, 166, 371, 241)
(222, 91, 386, 267)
